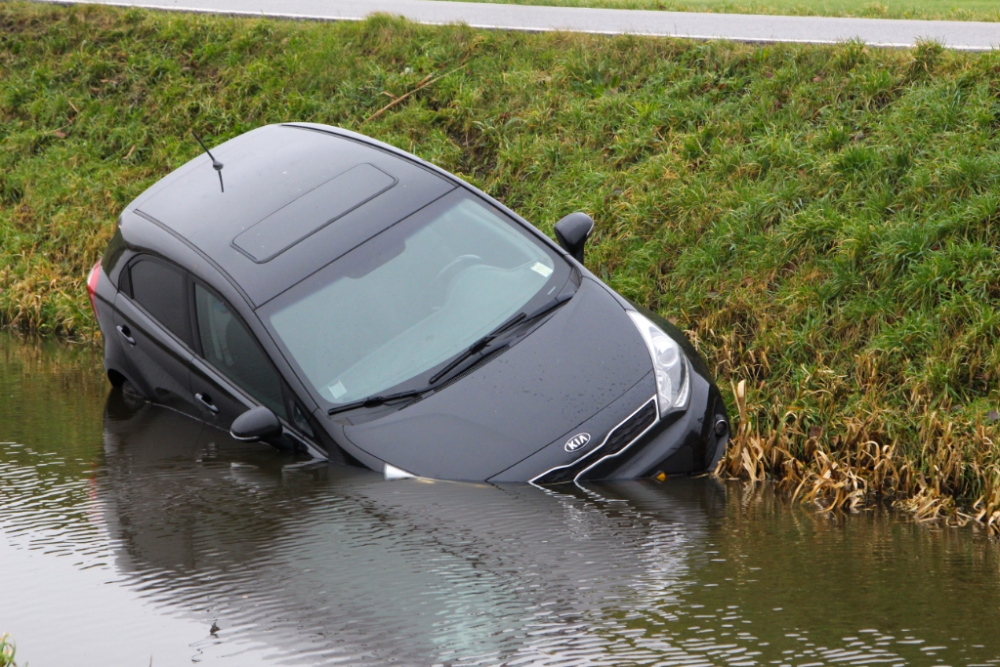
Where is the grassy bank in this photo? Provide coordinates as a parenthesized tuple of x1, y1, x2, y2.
(448, 0, 1000, 23)
(0, 634, 17, 667)
(3, 2, 1000, 530)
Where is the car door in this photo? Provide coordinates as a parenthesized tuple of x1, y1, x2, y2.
(112, 256, 198, 416)
(187, 282, 290, 430)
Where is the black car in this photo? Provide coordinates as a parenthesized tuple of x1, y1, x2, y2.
(86, 123, 729, 484)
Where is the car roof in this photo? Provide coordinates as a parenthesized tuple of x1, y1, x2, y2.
(126, 124, 454, 307)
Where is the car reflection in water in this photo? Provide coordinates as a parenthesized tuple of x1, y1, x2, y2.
(100, 387, 725, 666)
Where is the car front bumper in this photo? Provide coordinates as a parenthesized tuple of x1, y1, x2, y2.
(576, 369, 729, 483)
(488, 366, 729, 485)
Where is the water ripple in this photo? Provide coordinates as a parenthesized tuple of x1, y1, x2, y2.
(2, 353, 1000, 666)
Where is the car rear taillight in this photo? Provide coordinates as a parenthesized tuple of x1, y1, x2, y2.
(86, 260, 102, 317)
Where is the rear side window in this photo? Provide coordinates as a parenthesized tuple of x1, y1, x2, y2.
(129, 258, 192, 346)
(194, 284, 287, 419)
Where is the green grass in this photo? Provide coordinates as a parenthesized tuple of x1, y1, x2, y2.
(3, 2, 1000, 526)
(441, 0, 1000, 22)
(0, 634, 17, 667)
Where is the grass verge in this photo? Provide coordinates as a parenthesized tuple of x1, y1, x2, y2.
(445, 0, 1000, 24)
(0, 634, 17, 667)
(3, 2, 1000, 530)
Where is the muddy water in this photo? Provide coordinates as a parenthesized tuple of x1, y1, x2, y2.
(2, 333, 1000, 667)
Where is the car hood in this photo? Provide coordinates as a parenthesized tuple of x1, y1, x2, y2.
(341, 278, 652, 481)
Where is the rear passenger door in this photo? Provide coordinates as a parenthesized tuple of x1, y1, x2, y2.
(188, 282, 289, 430)
(112, 256, 197, 416)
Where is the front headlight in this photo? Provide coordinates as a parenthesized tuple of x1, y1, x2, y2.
(627, 311, 691, 418)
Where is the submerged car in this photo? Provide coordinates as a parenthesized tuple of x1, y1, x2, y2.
(86, 123, 729, 484)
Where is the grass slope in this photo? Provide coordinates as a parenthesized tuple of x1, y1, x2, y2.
(3, 2, 1000, 528)
(449, 0, 1000, 23)
(0, 633, 17, 667)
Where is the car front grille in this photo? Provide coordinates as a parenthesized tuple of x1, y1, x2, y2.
(598, 400, 657, 458)
(531, 397, 657, 486)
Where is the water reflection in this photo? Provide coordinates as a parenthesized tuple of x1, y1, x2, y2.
(2, 333, 1000, 667)
(100, 389, 721, 665)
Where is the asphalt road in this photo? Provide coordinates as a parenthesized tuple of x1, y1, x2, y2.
(40, 0, 1000, 50)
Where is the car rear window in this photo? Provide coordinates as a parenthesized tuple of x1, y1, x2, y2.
(128, 258, 193, 347)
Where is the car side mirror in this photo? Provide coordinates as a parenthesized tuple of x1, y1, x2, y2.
(230, 406, 283, 442)
(554, 212, 594, 264)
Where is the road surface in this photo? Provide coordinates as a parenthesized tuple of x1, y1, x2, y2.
(38, 0, 1000, 50)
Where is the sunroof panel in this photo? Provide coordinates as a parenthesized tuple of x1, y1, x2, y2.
(233, 163, 396, 263)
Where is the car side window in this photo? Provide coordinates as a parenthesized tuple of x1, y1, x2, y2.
(128, 257, 193, 347)
(194, 284, 287, 419)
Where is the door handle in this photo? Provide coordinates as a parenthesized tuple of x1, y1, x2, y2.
(196, 392, 220, 414)
(116, 324, 136, 346)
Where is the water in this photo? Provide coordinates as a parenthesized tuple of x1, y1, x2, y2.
(2, 333, 1000, 667)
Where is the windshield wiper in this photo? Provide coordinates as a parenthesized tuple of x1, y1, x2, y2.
(428, 291, 574, 386)
(427, 313, 524, 386)
(329, 291, 576, 414)
(524, 288, 575, 322)
(327, 388, 429, 416)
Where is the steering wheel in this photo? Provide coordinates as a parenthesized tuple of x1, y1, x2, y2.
(435, 255, 484, 283)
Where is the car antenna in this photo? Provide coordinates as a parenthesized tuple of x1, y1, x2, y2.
(191, 130, 225, 193)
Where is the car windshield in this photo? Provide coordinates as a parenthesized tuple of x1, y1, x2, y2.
(262, 190, 572, 407)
